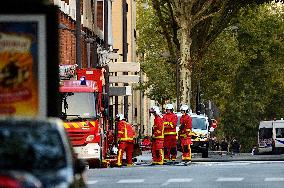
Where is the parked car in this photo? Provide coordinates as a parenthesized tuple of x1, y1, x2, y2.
(0, 117, 87, 188)
(0, 170, 42, 188)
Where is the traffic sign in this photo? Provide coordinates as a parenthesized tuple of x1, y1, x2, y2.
(109, 75, 140, 83)
(108, 62, 140, 72)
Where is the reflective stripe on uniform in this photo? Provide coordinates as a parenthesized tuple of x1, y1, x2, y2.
(164, 132, 177, 135)
(117, 149, 122, 166)
(120, 138, 134, 141)
(153, 136, 164, 139)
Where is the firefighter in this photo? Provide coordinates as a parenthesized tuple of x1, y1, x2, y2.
(116, 114, 135, 167)
(178, 104, 192, 163)
(149, 106, 164, 165)
(163, 103, 178, 162)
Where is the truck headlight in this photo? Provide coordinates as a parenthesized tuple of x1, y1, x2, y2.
(86, 135, 94, 142)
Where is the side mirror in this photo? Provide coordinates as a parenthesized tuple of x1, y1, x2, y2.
(74, 158, 87, 174)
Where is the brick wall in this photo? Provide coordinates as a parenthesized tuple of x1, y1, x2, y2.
(97, 1, 103, 31)
(58, 11, 76, 65)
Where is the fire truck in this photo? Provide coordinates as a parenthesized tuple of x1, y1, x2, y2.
(59, 66, 115, 167)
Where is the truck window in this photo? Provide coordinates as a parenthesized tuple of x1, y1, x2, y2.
(275, 128, 284, 138)
(259, 128, 272, 139)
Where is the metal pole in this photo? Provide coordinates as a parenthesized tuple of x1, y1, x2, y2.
(76, 0, 82, 68)
(122, 0, 128, 120)
(104, 0, 108, 49)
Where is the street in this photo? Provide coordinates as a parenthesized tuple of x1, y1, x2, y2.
(86, 161, 284, 188)
(85, 151, 284, 188)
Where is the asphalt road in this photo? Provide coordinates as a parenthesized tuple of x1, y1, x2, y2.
(86, 161, 284, 188)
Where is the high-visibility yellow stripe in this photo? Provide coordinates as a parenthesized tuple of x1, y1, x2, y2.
(164, 132, 176, 135)
(153, 136, 164, 139)
(124, 122, 128, 138)
(89, 121, 96, 127)
(117, 150, 122, 166)
(120, 138, 134, 141)
(72, 123, 80, 128)
(63, 123, 70, 129)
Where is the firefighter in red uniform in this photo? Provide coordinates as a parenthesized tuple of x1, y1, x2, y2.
(150, 106, 164, 165)
(116, 114, 135, 167)
(178, 104, 192, 163)
(163, 104, 178, 162)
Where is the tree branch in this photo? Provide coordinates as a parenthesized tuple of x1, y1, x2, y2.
(151, 0, 175, 57)
(193, 0, 214, 21)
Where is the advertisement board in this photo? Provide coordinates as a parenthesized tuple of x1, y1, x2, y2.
(0, 15, 47, 117)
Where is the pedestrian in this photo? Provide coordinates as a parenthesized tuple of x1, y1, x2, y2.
(220, 138, 229, 154)
(149, 106, 164, 165)
(178, 104, 192, 164)
(230, 137, 241, 155)
(163, 104, 178, 162)
(116, 114, 136, 167)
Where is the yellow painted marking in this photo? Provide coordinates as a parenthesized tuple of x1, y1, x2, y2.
(63, 123, 70, 129)
(72, 123, 80, 128)
(89, 121, 97, 127)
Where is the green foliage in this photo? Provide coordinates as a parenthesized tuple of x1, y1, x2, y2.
(136, 0, 176, 105)
(202, 4, 284, 151)
(201, 2, 284, 152)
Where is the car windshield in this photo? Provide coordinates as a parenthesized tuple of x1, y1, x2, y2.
(192, 117, 207, 130)
(0, 125, 67, 171)
(62, 92, 97, 120)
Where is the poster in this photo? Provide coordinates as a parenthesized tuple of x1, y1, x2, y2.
(0, 15, 46, 118)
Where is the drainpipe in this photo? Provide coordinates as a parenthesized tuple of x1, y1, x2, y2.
(76, 0, 82, 68)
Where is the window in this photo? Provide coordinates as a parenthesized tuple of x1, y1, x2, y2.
(259, 128, 272, 139)
(275, 128, 284, 138)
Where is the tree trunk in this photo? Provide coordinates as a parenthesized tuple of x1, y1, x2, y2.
(179, 24, 192, 107)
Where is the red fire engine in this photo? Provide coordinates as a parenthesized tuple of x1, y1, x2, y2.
(59, 66, 115, 167)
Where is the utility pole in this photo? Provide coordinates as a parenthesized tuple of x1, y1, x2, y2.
(76, 0, 82, 68)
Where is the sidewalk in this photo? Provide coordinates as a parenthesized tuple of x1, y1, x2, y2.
(134, 150, 284, 164)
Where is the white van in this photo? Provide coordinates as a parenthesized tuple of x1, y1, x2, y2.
(258, 120, 284, 154)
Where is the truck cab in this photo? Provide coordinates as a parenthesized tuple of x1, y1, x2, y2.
(60, 80, 102, 167)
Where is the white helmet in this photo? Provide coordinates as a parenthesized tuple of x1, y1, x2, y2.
(150, 106, 160, 114)
(116, 114, 125, 121)
(165, 104, 174, 110)
(180, 104, 189, 111)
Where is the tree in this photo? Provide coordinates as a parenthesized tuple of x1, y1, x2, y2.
(151, 0, 283, 107)
(136, 1, 176, 105)
(200, 2, 284, 151)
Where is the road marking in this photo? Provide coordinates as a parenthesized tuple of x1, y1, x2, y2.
(161, 178, 193, 186)
(117, 179, 145, 183)
(216, 177, 244, 182)
(265, 178, 284, 182)
(87, 180, 98, 184)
